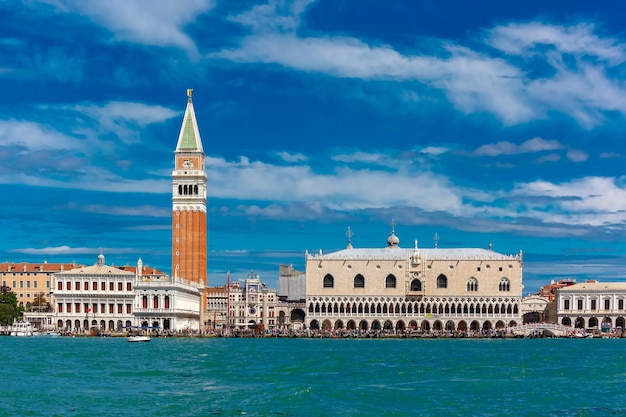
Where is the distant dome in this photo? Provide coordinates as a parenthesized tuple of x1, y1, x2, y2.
(387, 231, 400, 247)
(97, 252, 105, 266)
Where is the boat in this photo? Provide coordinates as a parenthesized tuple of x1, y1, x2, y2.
(127, 335, 151, 342)
(10, 320, 34, 337)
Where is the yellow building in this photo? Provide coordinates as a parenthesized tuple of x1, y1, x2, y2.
(1, 261, 80, 309)
(305, 228, 523, 334)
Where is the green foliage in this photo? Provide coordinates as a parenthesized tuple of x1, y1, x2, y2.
(0, 291, 21, 325)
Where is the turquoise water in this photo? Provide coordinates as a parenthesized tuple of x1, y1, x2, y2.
(1, 337, 625, 416)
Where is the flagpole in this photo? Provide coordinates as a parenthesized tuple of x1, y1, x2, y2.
(226, 270, 230, 335)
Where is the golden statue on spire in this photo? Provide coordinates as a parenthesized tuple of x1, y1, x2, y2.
(187, 88, 193, 99)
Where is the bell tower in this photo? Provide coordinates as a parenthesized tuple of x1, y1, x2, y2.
(172, 89, 207, 286)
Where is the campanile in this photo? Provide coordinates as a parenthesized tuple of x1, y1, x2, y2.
(172, 89, 207, 285)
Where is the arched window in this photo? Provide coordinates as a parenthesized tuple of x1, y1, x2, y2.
(153, 296, 159, 309)
(467, 278, 478, 292)
(354, 274, 365, 288)
(164, 296, 170, 309)
(499, 277, 511, 292)
(385, 274, 396, 288)
(178, 185, 182, 195)
(410, 279, 422, 291)
(194, 185, 198, 195)
(323, 274, 334, 288)
(437, 274, 448, 289)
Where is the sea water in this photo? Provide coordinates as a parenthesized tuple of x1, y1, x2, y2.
(1, 337, 625, 416)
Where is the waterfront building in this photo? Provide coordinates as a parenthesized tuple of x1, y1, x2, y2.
(1, 261, 81, 309)
(204, 271, 306, 333)
(53, 253, 203, 332)
(54, 252, 136, 332)
(304, 228, 523, 333)
(131, 258, 204, 332)
(556, 280, 626, 331)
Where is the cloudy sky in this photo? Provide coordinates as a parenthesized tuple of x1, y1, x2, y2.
(2, 0, 626, 293)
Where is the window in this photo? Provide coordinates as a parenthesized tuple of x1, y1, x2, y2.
(75, 282, 80, 290)
(66, 282, 71, 290)
(127, 282, 132, 291)
(498, 277, 511, 292)
(467, 278, 478, 292)
(109, 282, 114, 291)
(591, 299, 597, 310)
(577, 299, 583, 310)
(619, 300, 624, 310)
(58, 282, 63, 291)
(126, 304, 131, 314)
(153, 296, 159, 309)
(385, 274, 396, 288)
(164, 296, 170, 309)
(66, 303, 72, 313)
(605, 299, 610, 310)
(58, 304, 63, 313)
(117, 304, 122, 314)
(75, 303, 81, 313)
(93, 282, 97, 290)
(84, 282, 89, 291)
(19, 281, 23, 288)
(323, 274, 334, 288)
(118, 282, 122, 291)
(101, 282, 106, 291)
(46, 280, 50, 288)
(436, 274, 448, 289)
(109, 304, 114, 314)
(142, 295, 148, 309)
(26, 281, 30, 288)
(354, 274, 365, 288)
(410, 279, 422, 291)
(564, 300, 570, 310)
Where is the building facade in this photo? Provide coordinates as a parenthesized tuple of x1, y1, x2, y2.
(133, 257, 203, 332)
(53, 253, 203, 333)
(54, 253, 136, 332)
(305, 230, 523, 334)
(556, 280, 626, 331)
(1, 261, 80, 308)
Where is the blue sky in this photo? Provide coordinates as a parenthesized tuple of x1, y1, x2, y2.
(2, 0, 626, 293)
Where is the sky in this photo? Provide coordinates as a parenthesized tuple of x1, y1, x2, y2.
(2, 0, 626, 294)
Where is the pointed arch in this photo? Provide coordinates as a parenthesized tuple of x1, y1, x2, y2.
(323, 274, 334, 288)
(385, 274, 397, 288)
(467, 277, 478, 292)
(410, 279, 422, 291)
(354, 274, 365, 288)
(437, 274, 448, 289)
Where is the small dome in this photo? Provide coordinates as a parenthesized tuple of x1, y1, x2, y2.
(387, 231, 400, 247)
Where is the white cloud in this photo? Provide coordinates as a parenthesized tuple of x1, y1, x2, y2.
(474, 137, 563, 156)
(66, 101, 180, 143)
(39, 0, 214, 56)
(487, 22, 626, 64)
(275, 151, 308, 163)
(217, 5, 626, 127)
(566, 149, 589, 162)
(0, 120, 84, 151)
(512, 176, 626, 226)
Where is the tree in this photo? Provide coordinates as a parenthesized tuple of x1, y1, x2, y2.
(32, 292, 51, 312)
(0, 291, 22, 325)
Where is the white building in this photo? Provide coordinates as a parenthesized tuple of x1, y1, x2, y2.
(305, 229, 523, 334)
(54, 253, 135, 332)
(556, 280, 626, 331)
(53, 253, 203, 333)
